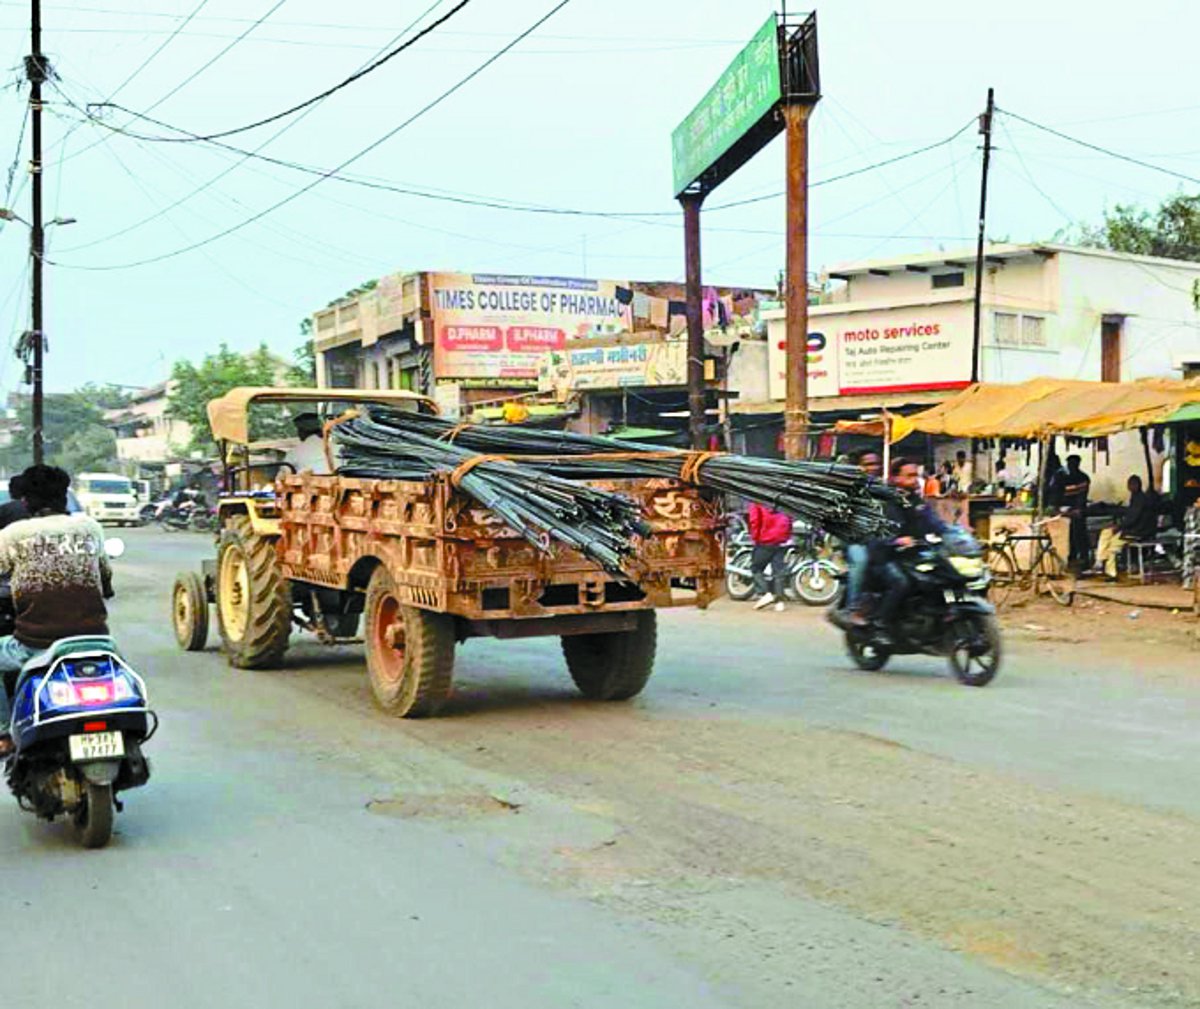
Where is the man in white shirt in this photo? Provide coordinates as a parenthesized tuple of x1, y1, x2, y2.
(283, 413, 330, 475)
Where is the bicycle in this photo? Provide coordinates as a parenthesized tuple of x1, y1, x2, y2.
(982, 522, 1074, 606)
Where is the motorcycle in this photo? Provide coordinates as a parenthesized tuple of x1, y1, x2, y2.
(725, 517, 843, 606)
(5, 541, 156, 848)
(831, 529, 1001, 687)
(158, 499, 215, 533)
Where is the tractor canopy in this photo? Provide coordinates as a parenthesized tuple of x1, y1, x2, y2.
(206, 387, 437, 446)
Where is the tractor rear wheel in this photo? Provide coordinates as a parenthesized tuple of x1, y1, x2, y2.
(364, 566, 455, 717)
(216, 514, 291, 669)
(562, 611, 657, 701)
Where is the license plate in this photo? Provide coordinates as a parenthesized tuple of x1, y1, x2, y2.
(68, 731, 125, 762)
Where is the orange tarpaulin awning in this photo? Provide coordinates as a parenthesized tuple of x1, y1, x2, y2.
(839, 378, 1200, 443)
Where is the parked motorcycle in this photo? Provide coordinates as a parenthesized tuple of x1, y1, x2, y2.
(4, 540, 156, 848)
(725, 517, 842, 605)
(831, 529, 1000, 686)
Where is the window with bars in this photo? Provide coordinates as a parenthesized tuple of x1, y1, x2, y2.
(993, 312, 1019, 346)
(993, 311, 1048, 348)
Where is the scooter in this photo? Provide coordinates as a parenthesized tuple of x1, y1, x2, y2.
(6, 636, 156, 847)
(3, 539, 156, 848)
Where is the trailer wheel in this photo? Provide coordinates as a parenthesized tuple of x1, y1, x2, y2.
(364, 567, 455, 717)
(562, 610, 657, 701)
(216, 514, 291, 669)
(172, 571, 209, 651)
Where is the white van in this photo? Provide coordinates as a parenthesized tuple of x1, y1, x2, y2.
(75, 472, 140, 525)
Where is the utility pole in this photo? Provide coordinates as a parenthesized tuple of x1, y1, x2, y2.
(26, 0, 48, 464)
(970, 87, 994, 385)
(680, 192, 706, 449)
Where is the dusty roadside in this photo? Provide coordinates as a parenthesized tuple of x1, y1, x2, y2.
(386, 599, 1200, 1007)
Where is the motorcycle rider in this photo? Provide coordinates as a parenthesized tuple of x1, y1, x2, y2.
(865, 457, 949, 643)
(0, 465, 113, 754)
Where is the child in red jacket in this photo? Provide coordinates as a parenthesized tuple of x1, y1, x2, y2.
(747, 502, 792, 611)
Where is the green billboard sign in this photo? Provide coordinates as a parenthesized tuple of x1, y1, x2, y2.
(671, 15, 782, 197)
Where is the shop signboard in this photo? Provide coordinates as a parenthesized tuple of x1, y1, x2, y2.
(671, 15, 781, 197)
(768, 303, 974, 400)
(429, 272, 631, 381)
(538, 339, 688, 397)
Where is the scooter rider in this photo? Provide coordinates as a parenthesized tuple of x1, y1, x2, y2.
(0, 465, 113, 754)
(866, 457, 949, 642)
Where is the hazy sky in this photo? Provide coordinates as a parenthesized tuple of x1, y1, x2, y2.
(0, 0, 1198, 394)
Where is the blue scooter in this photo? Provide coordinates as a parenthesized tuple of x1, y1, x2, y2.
(6, 636, 156, 847)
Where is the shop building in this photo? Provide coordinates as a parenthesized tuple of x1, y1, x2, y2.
(313, 269, 769, 425)
(104, 380, 193, 467)
(751, 242, 1200, 499)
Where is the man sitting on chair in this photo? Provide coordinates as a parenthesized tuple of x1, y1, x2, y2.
(1093, 475, 1158, 580)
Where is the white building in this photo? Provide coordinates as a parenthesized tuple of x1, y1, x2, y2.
(759, 243, 1200, 499)
(105, 381, 193, 466)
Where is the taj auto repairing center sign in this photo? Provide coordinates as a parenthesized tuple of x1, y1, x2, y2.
(768, 303, 974, 399)
(429, 273, 632, 381)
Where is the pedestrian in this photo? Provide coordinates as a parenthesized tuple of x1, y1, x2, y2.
(922, 466, 941, 498)
(953, 450, 974, 494)
(747, 501, 792, 612)
(1093, 475, 1157, 579)
(1061, 454, 1092, 570)
(857, 451, 882, 480)
(939, 460, 956, 494)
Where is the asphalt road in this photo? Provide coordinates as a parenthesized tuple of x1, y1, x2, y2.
(1, 527, 1195, 1008)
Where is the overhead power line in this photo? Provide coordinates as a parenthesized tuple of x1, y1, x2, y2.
(999, 107, 1200, 188)
(52, 0, 450, 254)
(706, 118, 976, 210)
(48, 0, 576, 271)
(50, 0, 283, 172)
(103, 0, 212, 104)
(89, 0, 474, 144)
(59, 94, 978, 235)
(140, 0, 289, 114)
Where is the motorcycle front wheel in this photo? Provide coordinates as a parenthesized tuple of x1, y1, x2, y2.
(845, 631, 889, 671)
(946, 613, 1002, 687)
(794, 559, 840, 606)
(74, 782, 114, 849)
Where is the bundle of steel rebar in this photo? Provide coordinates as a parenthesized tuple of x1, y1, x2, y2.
(333, 412, 650, 575)
(333, 407, 898, 544)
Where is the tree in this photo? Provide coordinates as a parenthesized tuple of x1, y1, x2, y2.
(1063, 193, 1200, 262)
(167, 343, 297, 452)
(0, 385, 130, 475)
(288, 337, 316, 386)
(55, 424, 120, 474)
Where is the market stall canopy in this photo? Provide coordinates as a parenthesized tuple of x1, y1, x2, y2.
(207, 387, 436, 445)
(875, 378, 1200, 443)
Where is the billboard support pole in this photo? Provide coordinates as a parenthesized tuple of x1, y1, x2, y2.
(681, 192, 706, 450)
(783, 100, 812, 461)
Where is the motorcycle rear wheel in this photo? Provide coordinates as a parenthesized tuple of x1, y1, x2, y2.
(724, 549, 756, 601)
(74, 782, 114, 849)
(946, 613, 1002, 687)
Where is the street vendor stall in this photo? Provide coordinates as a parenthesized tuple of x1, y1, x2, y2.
(837, 378, 1200, 574)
